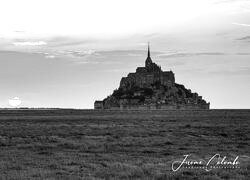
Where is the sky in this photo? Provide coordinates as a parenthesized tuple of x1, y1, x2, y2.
(1, 0, 250, 109)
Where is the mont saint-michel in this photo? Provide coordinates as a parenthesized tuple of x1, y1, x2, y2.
(95, 44, 210, 110)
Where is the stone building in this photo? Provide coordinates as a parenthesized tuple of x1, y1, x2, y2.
(94, 101, 103, 109)
(94, 43, 210, 110)
(120, 44, 175, 90)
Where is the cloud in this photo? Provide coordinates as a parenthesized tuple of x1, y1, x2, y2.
(38, 49, 98, 60)
(97, 50, 151, 57)
(157, 52, 226, 58)
(14, 30, 26, 33)
(232, 23, 250, 27)
(236, 52, 250, 55)
(127, 53, 143, 57)
(214, 0, 249, 4)
(45, 55, 56, 59)
(236, 36, 250, 41)
(208, 67, 250, 76)
(45, 36, 94, 48)
(12, 41, 47, 46)
(59, 49, 97, 58)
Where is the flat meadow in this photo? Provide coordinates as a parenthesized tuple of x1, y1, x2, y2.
(0, 109, 249, 179)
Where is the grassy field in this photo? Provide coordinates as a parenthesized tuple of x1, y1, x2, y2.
(0, 109, 249, 180)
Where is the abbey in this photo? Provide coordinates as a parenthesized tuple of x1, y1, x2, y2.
(120, 44, 175, 90)
(95, 44, 210, 110)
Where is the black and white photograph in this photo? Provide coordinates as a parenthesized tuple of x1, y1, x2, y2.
(0, 0, 250, 179)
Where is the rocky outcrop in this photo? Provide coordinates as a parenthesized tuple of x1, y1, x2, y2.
(94, 44, 210, 110)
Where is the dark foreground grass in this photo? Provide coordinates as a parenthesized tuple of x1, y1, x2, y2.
(0, 109, 249, 180)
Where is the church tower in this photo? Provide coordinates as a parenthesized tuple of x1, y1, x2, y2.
(145, 42, 153, 67)
(145, 43, 161, 72)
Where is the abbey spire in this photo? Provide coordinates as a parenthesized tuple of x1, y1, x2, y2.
(147, 42, 150, 58)
(145, 42, 153, 67)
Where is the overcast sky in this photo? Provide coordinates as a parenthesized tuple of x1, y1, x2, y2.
(1, 0, 250, 108)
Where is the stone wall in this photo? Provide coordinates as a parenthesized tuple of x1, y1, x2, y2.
(120, 70, 175, 90)
(109, 103, 210, 110)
